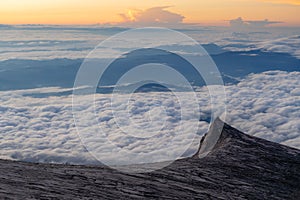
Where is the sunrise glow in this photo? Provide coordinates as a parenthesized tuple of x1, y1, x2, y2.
(0, 0, 300, 26)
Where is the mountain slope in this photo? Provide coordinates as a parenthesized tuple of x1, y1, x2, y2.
(0, 119, 299, 199)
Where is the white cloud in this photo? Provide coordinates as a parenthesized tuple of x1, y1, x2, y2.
(0, 28, 108, 61)
(0, 87, 207, 165)
(118, 7, 185, 26)
(256, 35, 300, 58)
(224, 71, 300, 146)
(1, 25, 299, 61)
(0, 71, 299, 165)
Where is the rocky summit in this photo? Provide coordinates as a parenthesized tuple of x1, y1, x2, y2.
(0, 119, 300, 199)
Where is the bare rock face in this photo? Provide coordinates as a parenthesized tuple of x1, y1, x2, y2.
(0, 120, 300, 199)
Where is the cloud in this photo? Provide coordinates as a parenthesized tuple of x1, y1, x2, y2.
(1, 24, 299, 62)
(256, 35, 300, 59)
(1, 25, 300, 166)
(229, 17, 282, 28)
(118, 6, 185, 26)
(0, 71, 299, 166)
(223, 71, 300, 147)
(0, 87, 207, 165)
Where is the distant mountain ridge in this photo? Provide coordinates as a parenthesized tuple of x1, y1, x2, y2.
(0, 43, 299, 91)
(0, 119, 299, 199)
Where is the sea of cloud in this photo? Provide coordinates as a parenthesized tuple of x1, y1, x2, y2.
(0, 70, 299, 165)
(0, 25, 299, 165)
(256, 35, 300, 59)
(1, 25, 300, 61)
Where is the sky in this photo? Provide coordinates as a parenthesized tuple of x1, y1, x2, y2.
(0, 0, 300, 26)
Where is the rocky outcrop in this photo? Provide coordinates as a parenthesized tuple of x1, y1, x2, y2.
(0, 120, 299, 199)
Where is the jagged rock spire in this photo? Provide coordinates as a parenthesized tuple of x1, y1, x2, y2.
(194, 117, 225, 158)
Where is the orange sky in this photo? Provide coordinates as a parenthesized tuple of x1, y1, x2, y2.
(1, 0, 300, 26)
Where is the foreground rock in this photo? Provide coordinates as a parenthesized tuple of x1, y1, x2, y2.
(0, 119, 300, 199)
